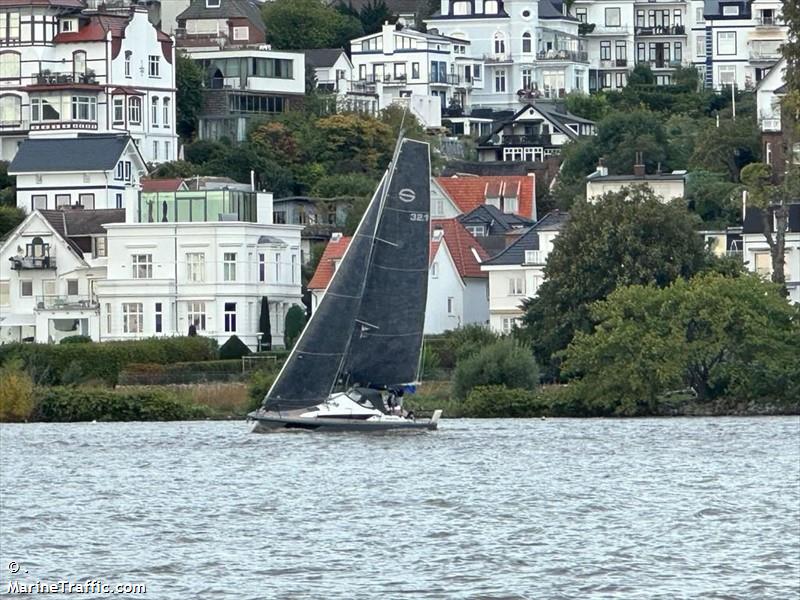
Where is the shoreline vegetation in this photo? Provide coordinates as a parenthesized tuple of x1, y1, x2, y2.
(0, 335, 796, 423)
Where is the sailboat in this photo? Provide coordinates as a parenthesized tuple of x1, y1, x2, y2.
(248, 137, 442, 432)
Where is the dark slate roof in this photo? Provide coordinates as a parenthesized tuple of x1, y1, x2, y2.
(458, 203, 534, 232)
(342, 0, 418, 13)
(742, 204, 800, 234)
(587, 172, 686, 182)
(479, 103, 595, 145)
(304, 48, 346, 68)
(483, 210, 569, 265)
(441, 159, 544, 177)
(177, 0, 265, 31)
(37, 209, 123, 256)
(539, 0, 578, 21)
(9, 135, 131, 173)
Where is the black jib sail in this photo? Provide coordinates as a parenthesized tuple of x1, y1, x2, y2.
(344, 139, 431, 387)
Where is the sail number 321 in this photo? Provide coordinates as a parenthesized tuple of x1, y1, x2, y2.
(409, 213, 428, 222)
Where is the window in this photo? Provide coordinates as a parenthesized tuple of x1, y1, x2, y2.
(637, 43, 646, 63)
(233, 26, 248, 41)
(188, 301, 206, 331)
(0, 281, 8, 307)
(673, 9, 682, 26)
(508, 277, 524, 295)
(718, 65, 736, 86)
(615, 41, 626, 61)
(93, 235, 106, 258)
(186, 252, 205, 282)
(525, 250, 542, 264)
(522, 68, 533, 89)
(465, 225, 485, 237)
(275, 253, 281, 281)
(696, 35, 705, 57)
(0, 52, 20, 80)
(394, 63, 406, 80)
(224, 302, 237, 332)
(105, 303, 112, 333)
(21, 280, 33, 297)
(67, 279, 79, 296)
(447, 297, 454, 315)
(165, 141, 171, 160)
(128, 97, 141, 124)
(206, 0, 220, 6)
(722, 5, 739, 16)
(615, 72, 625, 88)
(522, 32, 532, 53)
(431, 261, 439, 278)
(0, 94, 21, 125)
(123, 303, 143, 334)
(493, 33, 505, 55)
(71, 96, 96, 121)
(674, 42, 682, 62)
(600, 41, 611, 61)
(452, 1, 471, 16)
(501, 317, 518, 334)
(151, 97, 159, 126)
(258, 253, 266, 282)
(163, 97, 170, 126)
(765, 142, 772, 165)
(56, 194, 70, 208)
(473, 64, 481, 80)
(223, 252, 237, 281)
(0, 13, 20, 43)
(576, 7, 587, 22)
(504, 195, 518, 213)
(696, 7, 705, 23)
(152, 140, 158, 161)
(754, 252, 771, 277)
(132, 254, 153, 279)
(291, 254, 297, 284)
(73, 51, 86, 75)
(717, 31, 736, 55)
(494, 69, 506, 92)
(32, 195, 47, 210)
(155, 302, 162, 333)
(79, 193, 95, 210)
(113, 97, 124, 124)
(484, 1, 498, 14)
(605, 7, 621, 26)
(125, 161, 131, 181)
(148, 55, 159, 77)
(116, 194, 123, 209)
(125, 51, 131, 77)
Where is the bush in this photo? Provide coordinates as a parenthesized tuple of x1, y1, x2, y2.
(60, 335, 92, 344)
(33, 387, 210, 422)
(219, 335, 252, 360)
(463, 385, 549, 418)
(284, 305, 306, 348)
(0, 361, 35, 422)
(453, 338, 539, 399)
(247, 368, 278, 411)
(0, 336, 218, 386)
(426, 324, 499, 370)
(118, 360, 244, 385)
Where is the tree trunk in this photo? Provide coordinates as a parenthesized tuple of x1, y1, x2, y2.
(761, 205, 789, 295)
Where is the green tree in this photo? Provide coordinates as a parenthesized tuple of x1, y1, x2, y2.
(337, 0, 394, 35)
(313, 113, 394, 173)
(262, 0, 363, 49)
(628, 64, 655, 85)
(689, 119, 760, 181)
(284, 305, 307, 348)
(565, 92, 611, 121)
(0, 205, 25, 237)
(784, 0, 800, 91)
(311, 172, 378, 198)
(594, 109, 669, 173)
(684, 170, 742, 225)
(453, 337, 539, 399)
(175, 52, 204, 140)
(149, 160, 202, 179)
(562, 273, 800, 411)
(520, 186, 708, 378)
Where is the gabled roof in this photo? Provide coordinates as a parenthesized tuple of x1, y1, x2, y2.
(142, 178, 187, 193)
(483, 210, 569, 266)
(177, 0, 265, 32)
(9, 135, 138, 174)
(458, 203, 534, 231)
(53, 13, 130, 43)
(436, 175, 536, 220)
(539, 0, 578, 21)
(308, 235, 351, 290)
(40, 208, 126, 239)
(304, 48, 348, 69)
(480, 103, 595, 145)
(432, 218, 489, 278)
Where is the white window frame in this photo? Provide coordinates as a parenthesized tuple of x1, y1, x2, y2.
(132, 254, 153, 279)
(188, 301, 206, 331)
(128, 97, 141, 124)
(162, 97, 170, 126)
(122, 302, 143, 334)
(233, 26, 248, 41)
(186, 252, 205, 282)
(717, 31, 736, 56)
(508, 277, 524, 296)
(148, 55, 160, 78)
(223, 252, 237, 282)
(113, 96, 124, 124)
(0, 281, 10, 306)
(224, 302, 237, 332)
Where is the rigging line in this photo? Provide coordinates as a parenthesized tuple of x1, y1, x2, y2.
(325, 292, 361, 299)
(375, 236, 399, 247)
(384, 206, 427, 215)
(372, 263, 428, 272)
(296, 351, 345, 357)
(360, 331, 422, 338)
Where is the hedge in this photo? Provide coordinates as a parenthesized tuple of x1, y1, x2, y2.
(463, 385, 549, 418)
(33, 387, 211, 422)
(0, 337, 218, 386)
(118, 360, 244, 385)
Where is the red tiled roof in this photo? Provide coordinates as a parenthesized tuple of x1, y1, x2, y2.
(141, 178, 185, 193)
(308, 235, 352, 290)
(54, 15, 129, 43)
(435, 175, 536, 220)
(433, 218, 489, 279)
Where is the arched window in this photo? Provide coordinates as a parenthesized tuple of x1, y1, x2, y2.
(30, 237, 47, 258)
(73, 50, 86, 76)
(0, 52, 21, 80)
(522, 32, 532, 53)
(163, 97, 170, 126)
(128, 96, 141, 124)
(151, 96, 159, 126)
(493, 32, 506, 55)
(485, 0, 499, 14)
(0, 94, 21, 125)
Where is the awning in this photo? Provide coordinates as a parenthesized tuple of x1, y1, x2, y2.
(0, 313, 36, 327)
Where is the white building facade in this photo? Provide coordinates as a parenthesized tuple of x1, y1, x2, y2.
(0, 3, 177, 164)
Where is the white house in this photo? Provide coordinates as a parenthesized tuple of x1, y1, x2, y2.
(0, 207, 125, 344)
(741, 204, 800, 304)
(585, 158, 687, 203)
(0, 4, 177, 164)
(9, 134, 148, 212)
(350, 23, 475, 126)
(756, 57, 791, 175)
(425, 0, 590, 111)
(481, 209, 569, 333)
(304, 47, 379, 115)
(308, 219, 490, 335)
(95, 187, 303, 349)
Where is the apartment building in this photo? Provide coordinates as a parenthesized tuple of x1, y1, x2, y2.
(0, 2, 177, 163)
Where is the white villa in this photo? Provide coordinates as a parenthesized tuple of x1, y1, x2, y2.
(586, 158, 687, 203)
(0, 2, 177, 164)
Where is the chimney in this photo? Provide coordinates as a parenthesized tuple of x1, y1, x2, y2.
(596, 157, 608, 177)
(633, 152, 645, 177)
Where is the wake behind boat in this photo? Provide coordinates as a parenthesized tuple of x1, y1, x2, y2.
(248, 137, 442, 433)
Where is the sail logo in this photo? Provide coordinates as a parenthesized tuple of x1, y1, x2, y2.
(398, 188, 416, 203)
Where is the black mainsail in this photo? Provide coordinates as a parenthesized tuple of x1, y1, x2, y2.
(263, 138, 430, 412)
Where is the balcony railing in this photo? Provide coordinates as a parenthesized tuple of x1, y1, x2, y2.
(635, 25, 686, 36)
(501, 133, 553, 146)
(30, 120, 98, 131)
(32, 71, 98, 85)
(0, 119, 29, 131)
(483, 53, 514, 64)
(749, 48, 782, 61)
(349, 80, 377, 94)
(761, 118, 781, 132)
(430, 73, 460, 85)
(9, 255, 56, 270)
(584, 25, 632, 35)
(36, 295, 98, 311)
(755, 16, 782, 27)
(646, 60, 683, 69)
(536, 50, 589, 62)
(600, 58, 628, 68)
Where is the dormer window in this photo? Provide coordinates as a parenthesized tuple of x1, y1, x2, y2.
(206, 0, 220, 7)
(60, 19, 76, 33)
(722, 5, 740, 16)
(485, 1, 499, 15)
(452, 1, 471, 15)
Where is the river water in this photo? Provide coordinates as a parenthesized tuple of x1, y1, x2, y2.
(1, 418, 798, 599)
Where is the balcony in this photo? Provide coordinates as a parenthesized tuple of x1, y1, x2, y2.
(755, 16, 782, 28)
(536, 50, 589, 63)
(30, 120, 98, 132)
(483, 53, 514, 64)
(430, 73, 460, 86)
(749, 44, 782, 62)
(646, 60, 683, 69)
(349, 80, 377, 95)
(36, 295, 98, 311)
(582, 25, 632, 36)
(0, 119, 29, 132)
(600, 58, 628, 68)
(635, 25, 686, 36)
(33, 70, 98, 86)
(9, 255, 56, 270)
(501, 133, 553, 146)
(761, 118, 781, 132)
